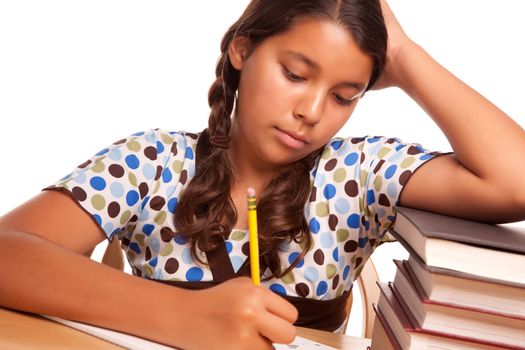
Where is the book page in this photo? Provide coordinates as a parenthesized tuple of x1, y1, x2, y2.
(42, 315, 338, 350)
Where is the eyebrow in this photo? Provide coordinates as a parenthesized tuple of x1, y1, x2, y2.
(284, 50, 365, 91)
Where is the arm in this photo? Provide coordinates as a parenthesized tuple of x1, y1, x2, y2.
(377, 0, 525, 223)
(0, 191, 296, 350)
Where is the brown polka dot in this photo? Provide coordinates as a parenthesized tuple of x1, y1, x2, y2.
(295, 283, 310, 297)
(373, 159, 385, 174)
(344, 240, 358, 253)
(242, 242, 250, 256)
(360, 152, 366, 164)
(407, 145, 422, 155)
(369, 238, 377, 247)
(354, 257, 363, 269)
(361, 215, 366, 225)
(121, 236, 130, 247)
(186, 133, 198, 139)
(170, 142, 178, 156)
(344, 180, 359, 197)
(113, 138, 127, 145)
(144, 146, 157, 161)
(328, 214, 338, 230)
(108, 164, 125, 178)
(107, 202, 121, 218)
(313, 249, 324, 265)
(155, 166, 163, 181)
(399, 170, 412, 186)
(164, 258, 179, 274)
(78, 160, 92, 169)
(332, 274, 340, 290)
(139, 182, 149, 199)
(160, 227, 175, 242)
(378, 193, 391, 206)
(150, 196, 166, 211)
(351, 137, 365, 144)
(309, 187, 317, 202)
(145, 247, 152, 261)
(72, 187, 87, 201)
(374, 213, 380, 225)
(386, 138, 396, 144)
(324, 159, 337, 171)
(130, 215, 138, 222)
(179, 170, 188, 185)
(135, 268, 142, 277)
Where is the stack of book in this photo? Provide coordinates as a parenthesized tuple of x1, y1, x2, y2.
(370, 206, 525, 350)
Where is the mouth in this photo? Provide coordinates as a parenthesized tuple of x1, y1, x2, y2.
(275, 127, 309, 149)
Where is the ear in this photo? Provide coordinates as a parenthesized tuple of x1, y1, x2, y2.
(228, 36, 251, 70)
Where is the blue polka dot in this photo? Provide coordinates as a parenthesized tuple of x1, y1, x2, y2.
(148, 257, 158, 267)
(95, 148, 109, 156)
(304, 267, 319, 282)
(388, 215, 396, 222)
(186, 267, 204, 281)
(225, 241, 233, 254)
(92, 214, 102, 225)
(125, 155, 140, 169)
(174, 234, 187, 245)
(142, 224, 154, 236)
(364, 220, 370, 230)
(156, 141, 165, 154)
(162, 168, 173, 183)
(108, 148, 122, 161)
(315, 173, 326, 187)
(344, 153, 359, 166)
(182, 248, 193, 264)
(142, 164, 156, 180)
(335, 198, 350, 214)
(73, 171, 87, 184)
(343, 265, 351, 280)
(138, 209, 149, 222)
(316, 281, 328, 296)
(367, 137, 381, 143)
(358, 237, 368, 248)
(129, 242, 141, 254)
(387, 182, 398, 198)
(367, 190, 376, 205)
(387, 151, 403, 163)
(107, 183, 123, 199)
(323, 184, 336, 200)
(141, 196, 150, 210)
(332, 247, 339, 262)
(420, 154, 433, 161)
(331, 140, 343, 150)
(151, 237, 160, 253)
(385, 164, 397, 179)
(230, 256, 244, 272)
(167, 198, 178, 214)
(102, 222, 113, 235)
(185, 147, 194, 160)
(309, 218, 321, 234)
(395, 144, 406, 151)
(131, 131, 145, 136)
(166, 186, 176, 198)
(320, 232, 334, 249)
(90, 176, 106, 191)
(270, 284, 287, 296)
(60, 172, 72, 181)
(347, 214, 361, 228)
(288, 252, 304, 268)
(111, 228, 121, 237)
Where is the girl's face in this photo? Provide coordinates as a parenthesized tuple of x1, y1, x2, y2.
(229, 18, 373, 170)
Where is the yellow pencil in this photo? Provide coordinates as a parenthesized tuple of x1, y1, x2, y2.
(247, 187, 260, 286)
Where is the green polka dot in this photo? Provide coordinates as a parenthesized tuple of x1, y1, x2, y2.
(230, 230, 246, 241)
(355, 265, 364, 277)
(154, 211, 167, 225)
(135, 234, 145, 246)
(321, 148, 331, 159)
(128, 172, 137, 186)
(359, 197, 364, 213)
(91, 195, 106, 210)
(374, 175, 382, 192)
(336, 285, 344, 297)
(142, 264, 153, 276)
(281, 271, 295, 284)
(172, 160, 183, 174)
(358, 143, 364, 151)
(152, 181, 161, 194)
(299, 239, 314, 252)
(92, 160, 105, 173)
(120, 210, 131, 225)
(160, 243, 174, 256)
(377, 147, 391, 159)
(326, 264, 337, 279)
(126, 140, 141, 152)
(126, 251, 135, 261)
(336, 229, 349, 242)
(333, 168, 346, 183)
(360, 170, 368, 186)
(161, 133, 172, 144)
(401, 157, 415, 168)
(316, 202, 329, 217)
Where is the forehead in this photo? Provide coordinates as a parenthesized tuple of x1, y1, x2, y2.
(259, 18, 374, 82)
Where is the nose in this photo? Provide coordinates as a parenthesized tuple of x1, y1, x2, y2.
(293, 87, 325, 125)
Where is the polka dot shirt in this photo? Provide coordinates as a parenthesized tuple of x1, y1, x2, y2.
(45, 129, 441, 300)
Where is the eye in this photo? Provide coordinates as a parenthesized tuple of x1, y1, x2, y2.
(283, 66, 305, 82)
(333, 92, 353, 106)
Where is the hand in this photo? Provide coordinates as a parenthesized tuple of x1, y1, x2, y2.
(372, 0, 418, 90)
(179, 277, 298, 350)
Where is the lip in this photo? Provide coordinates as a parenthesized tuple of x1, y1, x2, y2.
(275, 127, 309, 149)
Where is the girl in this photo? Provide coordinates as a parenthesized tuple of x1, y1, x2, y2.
(1, 1, 524, 349)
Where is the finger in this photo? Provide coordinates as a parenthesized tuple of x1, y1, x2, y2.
(259, 287, 298, 323)
(257, 311, 297, 345)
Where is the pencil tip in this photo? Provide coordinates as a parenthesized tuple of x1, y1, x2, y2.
(247, 187, 256, 196)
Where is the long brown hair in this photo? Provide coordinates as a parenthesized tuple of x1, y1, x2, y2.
(174, 0, 387, 279)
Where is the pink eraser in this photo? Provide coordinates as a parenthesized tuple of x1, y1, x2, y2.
(247, 187, 256, 196)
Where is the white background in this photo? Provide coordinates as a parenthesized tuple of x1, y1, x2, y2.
(1, 0, 524, 337)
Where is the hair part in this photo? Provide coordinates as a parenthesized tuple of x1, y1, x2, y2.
(174, 0, 387, 280)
